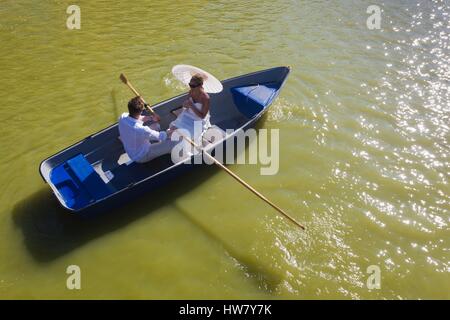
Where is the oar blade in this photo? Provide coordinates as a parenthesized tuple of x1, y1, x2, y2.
(119, 73, 128, 84)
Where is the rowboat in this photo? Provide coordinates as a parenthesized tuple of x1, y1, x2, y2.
(39, 66, 291, 215)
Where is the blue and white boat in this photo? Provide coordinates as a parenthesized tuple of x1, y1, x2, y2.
(39, 66, 291, 215)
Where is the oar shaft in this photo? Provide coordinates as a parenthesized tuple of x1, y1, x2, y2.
(125, 80, 141, 98)
(120, 74, 156, 115)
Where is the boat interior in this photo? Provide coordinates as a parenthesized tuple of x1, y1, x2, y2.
(40, 67, 290, 210)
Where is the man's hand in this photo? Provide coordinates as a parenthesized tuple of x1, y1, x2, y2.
(166, 127, 174, 138)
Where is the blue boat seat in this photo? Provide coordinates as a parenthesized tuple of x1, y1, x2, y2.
(50, 154, 111, 210)
(50, 165, 80, 209)
(231, 82, 279, 119)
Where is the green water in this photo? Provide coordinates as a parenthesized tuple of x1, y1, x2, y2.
(1, 0, 449, 299)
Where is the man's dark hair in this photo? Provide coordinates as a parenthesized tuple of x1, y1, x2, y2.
(128, 97, 144, 117)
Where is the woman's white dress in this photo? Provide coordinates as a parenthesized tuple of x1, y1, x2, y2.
(170, 98, 211, 143)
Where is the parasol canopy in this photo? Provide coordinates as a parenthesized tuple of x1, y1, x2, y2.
(171, 65, 223, 93)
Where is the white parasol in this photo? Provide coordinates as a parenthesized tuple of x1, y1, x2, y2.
(171, 65, 223, 93)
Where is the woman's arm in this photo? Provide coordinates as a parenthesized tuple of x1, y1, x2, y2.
(189, 96, 210, 119)
(140, 114, 160, 123)
(182, 98, 192, 109)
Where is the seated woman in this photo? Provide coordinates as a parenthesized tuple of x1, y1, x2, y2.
(168, 74, 211, 143)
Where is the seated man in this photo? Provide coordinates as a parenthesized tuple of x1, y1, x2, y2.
(118, 97, 175, 163)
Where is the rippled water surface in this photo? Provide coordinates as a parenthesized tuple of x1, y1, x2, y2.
(0, 0, 449, 299)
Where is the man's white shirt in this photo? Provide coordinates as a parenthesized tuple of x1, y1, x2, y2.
(118, 113, 167, 162)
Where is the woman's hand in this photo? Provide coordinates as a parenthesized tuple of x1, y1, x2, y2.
(182, 98, 193, 109)
(140, 113, 160, 123)
(151, 113, 161, 122)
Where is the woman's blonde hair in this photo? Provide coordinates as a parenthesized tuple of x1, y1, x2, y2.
(190, 74, 204, 86)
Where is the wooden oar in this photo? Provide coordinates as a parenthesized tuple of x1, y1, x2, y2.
(183, 135, 305, 230)
(120, 74, 306, 231)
